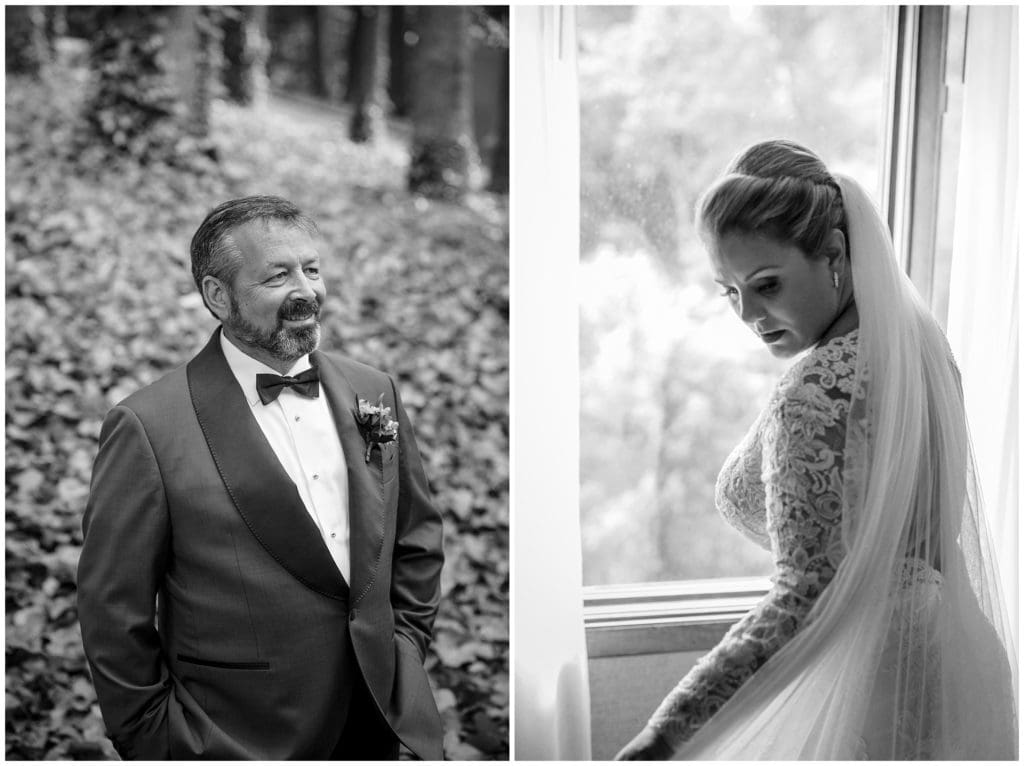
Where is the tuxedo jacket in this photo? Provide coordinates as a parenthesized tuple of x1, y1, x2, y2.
(77, 329, 444, 759)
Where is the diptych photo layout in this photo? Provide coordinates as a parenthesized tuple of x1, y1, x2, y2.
(5, 4, 1019, 762)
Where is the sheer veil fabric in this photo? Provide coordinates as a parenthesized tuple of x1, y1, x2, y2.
(673, 175, 1017, 760)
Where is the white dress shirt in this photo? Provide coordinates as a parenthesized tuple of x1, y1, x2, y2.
(220, 332, 350, 583)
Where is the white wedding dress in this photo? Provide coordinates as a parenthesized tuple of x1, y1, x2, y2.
(649, 330, 969, 758)
(645, 176, 1017, 760)
(650, 331, 861, 748)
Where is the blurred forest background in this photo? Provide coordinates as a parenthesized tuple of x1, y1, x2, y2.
(6, 5, 507, 760)
(578, 5, 888, 586)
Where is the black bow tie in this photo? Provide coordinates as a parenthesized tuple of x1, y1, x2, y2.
(256, 366, 320, 405)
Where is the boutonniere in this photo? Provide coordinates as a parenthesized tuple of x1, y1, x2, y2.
(355, 394, 399, 462)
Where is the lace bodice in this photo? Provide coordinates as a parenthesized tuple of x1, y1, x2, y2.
(648, 330, 860, 749)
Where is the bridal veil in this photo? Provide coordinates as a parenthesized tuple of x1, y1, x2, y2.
(675, 174, 1017, 759)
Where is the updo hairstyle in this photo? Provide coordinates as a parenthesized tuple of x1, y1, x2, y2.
(695, 139, 848, 259)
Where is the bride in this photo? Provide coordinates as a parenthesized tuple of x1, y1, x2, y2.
(615, 140, 1017, 760)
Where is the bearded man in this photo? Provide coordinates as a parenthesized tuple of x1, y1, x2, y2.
(77, 196, 444, 760)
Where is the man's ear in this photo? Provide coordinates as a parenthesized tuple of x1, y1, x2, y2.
(202, 276, 231, 322)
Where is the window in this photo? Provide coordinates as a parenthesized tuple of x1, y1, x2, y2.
(578, 5, 893, 586)
(894, 5, 968, 327)
(574, 7, 995, 752)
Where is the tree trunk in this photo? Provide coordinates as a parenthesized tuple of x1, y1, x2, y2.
(163, 6, 214, 138)
(265, 6, 285, 75)
(345, 6, 388, 143)
(6, 6, 47, 75)
(387, 6, 414, 117)
(86, 7, 176, 155)
(317, 7, 351, 103)
(222, 6, 269, 106)
(308, 6, 329, 98)
(42, 6, 66, 57)
(62, 7, 97, 38)
(407, 6, 476, 200)
(85, 7, 215, 162)
(653, 356, 682, 581)
(487, 45, 509, 193)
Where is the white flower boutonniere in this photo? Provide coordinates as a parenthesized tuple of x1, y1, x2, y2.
(355, 393, 399, 462)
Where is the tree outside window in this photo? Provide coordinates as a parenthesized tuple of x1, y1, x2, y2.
(579, 5, 890, 586)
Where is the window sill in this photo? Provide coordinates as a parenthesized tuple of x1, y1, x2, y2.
(583, 577, 771, 658)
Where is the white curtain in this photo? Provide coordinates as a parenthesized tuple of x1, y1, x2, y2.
(511, 6, 592, 761)
(944, 6, 1019, 643)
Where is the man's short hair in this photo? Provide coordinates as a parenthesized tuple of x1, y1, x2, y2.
(190, 196, 319, 317)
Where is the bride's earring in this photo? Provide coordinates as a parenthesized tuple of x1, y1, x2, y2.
(832, 272, 839, 290)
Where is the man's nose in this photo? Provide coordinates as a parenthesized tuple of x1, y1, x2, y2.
(289, 272, 317, 301)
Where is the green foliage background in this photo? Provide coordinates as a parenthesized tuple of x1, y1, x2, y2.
(6, 59, 508, 759)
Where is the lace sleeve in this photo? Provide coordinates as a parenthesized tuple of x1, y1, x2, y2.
(647, 357, 851, 751)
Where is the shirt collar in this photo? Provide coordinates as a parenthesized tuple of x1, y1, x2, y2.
(220, 331, 312, 407)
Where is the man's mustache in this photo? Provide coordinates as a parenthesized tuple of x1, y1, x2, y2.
(278, 298, 321, 321)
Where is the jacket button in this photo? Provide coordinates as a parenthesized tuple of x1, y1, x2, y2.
(350, 609, 357, 622)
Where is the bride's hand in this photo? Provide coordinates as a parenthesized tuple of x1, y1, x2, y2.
(614, 726, 674, 760)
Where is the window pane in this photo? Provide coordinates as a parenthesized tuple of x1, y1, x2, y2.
(578, 5, 891, 586)
(932, 5, 969, 328)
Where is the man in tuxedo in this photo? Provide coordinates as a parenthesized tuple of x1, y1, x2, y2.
(77, 196, 445, 760)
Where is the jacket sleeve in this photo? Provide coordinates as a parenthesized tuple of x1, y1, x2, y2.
(387, 377, 445, 659)
(77, 404, 173, 760)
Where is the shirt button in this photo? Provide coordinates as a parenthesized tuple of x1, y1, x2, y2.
(295, 415, 301, 422)
(330, 532, 336, 539)
(313, 473, 319, 480)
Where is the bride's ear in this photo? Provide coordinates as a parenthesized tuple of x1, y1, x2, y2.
(823, 228, 848, 271)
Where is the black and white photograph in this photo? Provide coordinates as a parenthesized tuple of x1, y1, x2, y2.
(513, 4, 1018, 761)
(6, 5, 508, 760)
(5, 2, 1020, 763)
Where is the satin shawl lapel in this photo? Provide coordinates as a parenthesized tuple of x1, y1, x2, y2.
(315, 352, 386, 607)
(186, 330, 349, 601)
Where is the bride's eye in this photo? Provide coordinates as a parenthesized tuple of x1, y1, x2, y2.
(719, 286, 738, 299)
(757, 279, 779, 296)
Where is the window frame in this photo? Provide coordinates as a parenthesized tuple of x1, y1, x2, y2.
(584, 577, 771, 657)
(886, 6, 953, 301)
(582, 5, 958, 653)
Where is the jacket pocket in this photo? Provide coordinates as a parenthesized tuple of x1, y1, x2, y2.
(177, 654, 270, 671)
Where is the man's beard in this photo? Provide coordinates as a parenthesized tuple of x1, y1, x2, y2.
(225, 293, 322, 363)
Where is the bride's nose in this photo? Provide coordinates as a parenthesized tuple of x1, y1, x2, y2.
(737, 291, 764, 325)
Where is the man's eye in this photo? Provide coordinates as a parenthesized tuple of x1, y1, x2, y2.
(305, 267, 320, 277)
